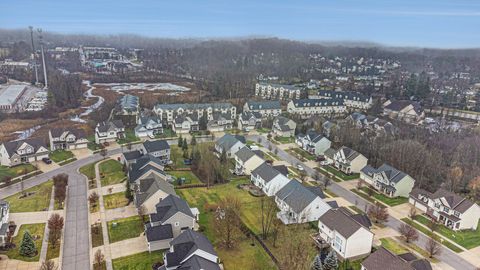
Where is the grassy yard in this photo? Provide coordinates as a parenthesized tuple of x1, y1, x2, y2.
(155, 128, 176, 139)
(323, 165, 359, 180)
(170, 145, 191, 169)
(99, 160, 126, 186)
(349, 205, 365, 214)
(49, 149, 74, 163)
(314, 167, 341, 183)
(118, 129, 141, 145)
(107, 216, 144, 243)
(46, 241, 60, 260)
(380, 237, 409, 254)
(263, 151, 280, 161)
(0, 164, 37, 180)
(112, 251, 163, 270)
(359, 187, 408, 207)
(324, 189, 338, 198)
(289, 148, 316, 161)
(414, 215, 480, 249)
(5, 180, 53, 212)
(3, 223, 45, 261)
(103, 192, 130, 209)
(80, 162, 97, 180)
(273, 136, 295, 144)
(91, 223, 104, 248)
(169, 170, 202, 186)
(256, 127, 270, 134)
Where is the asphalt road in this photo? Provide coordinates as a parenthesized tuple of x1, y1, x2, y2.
(247, 134, 476, 270)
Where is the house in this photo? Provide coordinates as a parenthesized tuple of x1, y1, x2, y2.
(237, 111, 262, 131)
(145, 195, 197, 251)
(360, 164, 415, 198)
(172, 113, 199, 134)
(128, 155, 170, 186)
(0, 200, 9, 248)
(214, 134, 246, 158)
(0, 138, 49, 167)
(287, 99, 347, 118)
(251, 163, 291, 196)
(121, 150, 143, 166)
(322, 120, 336, 138)
(134, 177, 176, 213)
(275, 180, 331, 224)
(409, 188, 480, 231)
(114, 94, 140, 128)
(255, 82, 302, 100)
(323, 148, 336, 165)
(296, 130, 331, 156)
(312, 90, 372, 110)
(234, 146, 265, 176)
(154, 102, 236, 125)
(135, 115, 163, 139)
(207, 112, 234, 132)
(243, 100, 282, 117)
(272, 116, 296, 137)
(48, 128, 88, 151)
(383, 100, 425, 124)
(94, 120, 125, 144)
(157, 229, 220, 270)
(346, 112, 368, 128)
(317, 208, 374, 259)
(332, 147, 368, 174)
(361, 247, 432, 270)
(142, 140, 170, 165)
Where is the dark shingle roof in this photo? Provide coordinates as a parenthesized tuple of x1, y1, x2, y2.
(275, 180, 321, 213)
(145, 223, 173, 242)
(362, 247, 412, 270)
(2, 137, 47, 157)
(177, 255, 221, 270)
(247, 100, 281, 110)
(292, 98, 344, 108)
(272, 165, 289, 176)
(123, 150, 143, 161)
(251, 163, 280, 183)
(317, 90, 370, 102)
(143, 140, 170, 153)
(216, 134, 245, 151)
(134, 177, 175, 207)
(235, 146, 258, 162)
(50, 128, 86, 139)
(150, 195, 194, 224)
(166, 229, 217, 268)
(319, 208, 366, 238)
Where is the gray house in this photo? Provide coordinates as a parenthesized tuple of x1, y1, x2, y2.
(134, 177, 176, 214)
(296, 130, 331, 156)
(214, 134, 246, 158)
(237, 111, 262, 131)
(142, 140, 170, 165)
(272, 116, 296, 137)
(360, 164, 415, 198)
(243, 100, 282, 117)
(0, 200, 9, 248)
(128, 155, 169, 186)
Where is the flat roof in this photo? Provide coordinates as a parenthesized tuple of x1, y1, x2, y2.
(0, 85, 27, 106)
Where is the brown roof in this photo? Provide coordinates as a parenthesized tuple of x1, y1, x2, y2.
(319, 208, 368, 238)
(50, 128, 86, 139)
(411, 188, 475, 214)
(3, 137, 47, 157)
(362, 247, 411, 270)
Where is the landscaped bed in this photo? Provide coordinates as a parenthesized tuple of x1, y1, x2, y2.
(107, 216, 144, 243)
(79, 162, 98, 189)
(91, 223, 104, 248)
(2, 223, 45, 262)
(99, 160, 126, 186)
(46, 240, 60, 260)
(112, 251, 163, 270)
(5, 180, 53, 212)
(103, 192, 130, 209)
(49, 149, 74, 163)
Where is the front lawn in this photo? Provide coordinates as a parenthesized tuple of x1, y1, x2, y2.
(155, 128, 176, 139)
(103, 192, 130, 209)
(112, 251, 163, 270)
(0, 164, 37, 180)
(107, 216, 144, 243)
(80, 162, 98, 189)
(323, 165, 359, 180)
(256, 127, 270, 134)
(289, 148, 316, 161)
(49, 149, 74, 163)
(3, 223, 45, 261)
(99, 160, 126, 186)
(359, 187, 408, 206)
(169, 170, 202, 186)
(380, 237, 409, 254)
(118, 129, 140, 145)
(91, 223, 104, 248)
(274, 136, 295, 144)
(5, 180, 53, 212)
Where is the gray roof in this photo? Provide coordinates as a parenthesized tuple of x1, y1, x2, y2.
(145, 223, 173, 242)
(275, 180, 321, 213)
(155, 102, 233, 111)
(166, 229, 217, 268)
(339, 146, 361, 161)
(143, 140, 170, 153)
(2, 137, 47, 157)
(319, 208, 366, 238)
(0, 85, 26, 106)
(257, 82, 301, 91)
(247, 100, 281, 110)
(134, 177, 175, 207)
(292, 98, 344, 108)
(431, 189, 475, 213)
(317, 90, 371, 102)
(324, 148, 336, 159)
(216, 134, 245, 151)
(118, 94, 139, 111)
(375, 164, 409, 184)
(362, 247, 432, 270)
(150, 195, 194, 224)
(239, 111, 262, 121)
(235, 146, 261, 163)
(129, 156, 166, 183)
(274, 116, 295, 132)
(123, 150, 143, 161)
(97, 120, 124, 132)
(50, 128, 86, 139)
(178, 255, 221, 270)
(385, 100, 423, 114)
(251, 163, 280, 183)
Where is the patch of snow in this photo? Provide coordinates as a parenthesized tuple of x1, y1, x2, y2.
(93, 82, 190, 92)
(13, 125, 41, 141)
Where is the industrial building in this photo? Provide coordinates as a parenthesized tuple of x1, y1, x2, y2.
(0, 85, 27, 111)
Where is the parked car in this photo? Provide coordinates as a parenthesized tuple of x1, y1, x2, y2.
(320, 160, 330, 166)
(42, 157, 52, 164)
(103, 142, 110, 147)
(297, 164, 304, 171)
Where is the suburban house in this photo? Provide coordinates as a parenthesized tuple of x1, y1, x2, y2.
(272, 116, 296, 137)
(237, 111, 262, 131)
(275, 180, 331, 224)
(409, 188, 480, 231)
(383, 100, 425, 124)
(296, 130, 331, 156)
(94, 120, 125, 144)
(207, 112, 234, 132)
(251, 163, 291, 196)
(322, 120, 336, 138)
(346, 112, 368, 128)
(142, 140, 171, 165)
(234, 146, 265, 176)
(145, 195, 197, 251)
(157, 229, 220, 270)
(332, 146, 368, 174)
(172, 113, 199, 134)
(214, 134, 246, 158)
(128, 155, 170, 186)
(361, 247, 432, 270)
(311, 90, 372, 110)
(317, 208, 374, 259)
(287, 99, 347, 118)
(48, 128, 88, 151)
(360, 164, 415, 198)
(121, 150, 143, 166)
(134, 177, 176, 213)
(154, 102, 236, 125)
(0, 200, 9, 248)
(255, 82, 302, 100)
(0, 138, 49, 167)
(135, 115, 163, 139)
(114, 94, 140, 128)
(243, 100, 282, 117)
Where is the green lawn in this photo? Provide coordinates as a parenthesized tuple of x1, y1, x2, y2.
(324, 189, 338, 198)
(80, 162, 97, 180)
(273, 136, 295, 144)
(107, 216, 144, 243)
(49, 149, 74, 163)
(3, 223, 45, 261)
(289, 148, 316, 161)
(5, 180, 53, 212)
(256, 127, 270, 133)
(99, 160, 126, 186)
(0, 164, 37, 181)
(118, 129, 140, 145)
(169, 170, 202, 186)
(155, 128, 176, 139)
(46, 241, 60, 260)
(314, 167, 341, 183)
(112, 251, 163, 270)
(262, 151, 280, 161)
(169, 145, 190, 169)
(91, 223, 104, 248)
(103, 192, 130, 209)
(359, 187, 408, 206)
(380, 237, 409, 254)
(349, 205, 365, 214)
(414, 215, 480, 249)
(323, 165, 359, 180)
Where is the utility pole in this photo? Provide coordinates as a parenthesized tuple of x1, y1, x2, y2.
(38, 28, 48, 89)
(28, 26, 39, 84)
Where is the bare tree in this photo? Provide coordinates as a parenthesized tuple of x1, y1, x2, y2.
(398, 223, 418, 243)
(277, 226, 314, 270)
(48, 213, 64, 249)
(447, 166, 463, 192)
(213, 197, 242, 249)
(99, 148, 107, 159)
(368, 203, 389, 224)
(260, 197, 277, 240)
(425, 237, 441, 258)
(40, 260, 58, 270)
(427, 219, 439, 232)
(356, 179, 364, 190)
(93, 249, 105, 269)
(89, 192, 99, 209)
(408, 207, 417, 219)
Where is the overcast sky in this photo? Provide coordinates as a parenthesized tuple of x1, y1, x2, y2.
(2, 0, 480, 48)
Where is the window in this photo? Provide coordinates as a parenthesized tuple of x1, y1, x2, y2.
(443, 207, 450, 212)
(454, 211, 460, 217)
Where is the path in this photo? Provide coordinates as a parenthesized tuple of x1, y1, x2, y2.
(94, 161, 113, 270)
(39, 189, 55, 261)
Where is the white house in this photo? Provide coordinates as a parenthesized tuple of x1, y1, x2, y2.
(275, 180, 331, 224)
(409, 188, 480, 231)
(237, 111, 262, 131)
(311, 90, 372, 110)
(172, 113, 199, 134)
(360, 164, 415, 198)
(94, 120, 125, 144)
(0, 138, 49, 167)
(234, 146, 265, 176)
(272, 116, 296, 137)
(207, 112, 234, 132)
(243, 100, 282, 117)
(135, 116, 163, 139)
(255, 82, 302, 100)
(49, 128, 88, 151)
(318, 208, 374, 259)
(214, 134, 246, 158)
(332, 146, 368, 174)
(287, 99, 347, 118)
(154, 102, 236, 125)
(296, 130, 331, 156)
(250, 163, 290, 196)
(383, 100, 425, 124)
(0, 200, 10, 247)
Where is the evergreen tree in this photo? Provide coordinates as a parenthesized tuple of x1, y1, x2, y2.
(182, 138, 188, 151)
(125, 180, 133, 202)
(323, 250, 338, 270)
(311, 254, 323, 270)
(178, 135, 183, 147)
(191, 135, 197, 146)
(19, 231, 37, 257)
(220, 149, 227, 164)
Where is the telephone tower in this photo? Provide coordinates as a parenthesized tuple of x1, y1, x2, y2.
(37, 28, 48, 89)
(28, 26, 39, 84)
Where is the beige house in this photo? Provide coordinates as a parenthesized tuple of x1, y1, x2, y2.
(360, 164, 415, 198)
(272, 116, 296, 137)
(134, 176, 176, 214)
(333, 146, 368, 174)
(0, 138, 49, 167)
(383, 100, 425, 124)
(234, 146, 265, 176)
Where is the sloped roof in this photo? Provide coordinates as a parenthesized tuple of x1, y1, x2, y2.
(292, 98, 344, 108)
(97, 120, 124, 132)
(275, 180, 322, 213)
(319, 208, 367, 238)
(216, 134, 245, 151)
(166, 229, 217, 268)
(362, 247, 412, 270)
(317, 90, 370, 102)
(177, 254, 221, 270)
(50, 128, 86, 139)
(239, 111, 262, 121)
(145, 223, 173, 242)
(143, 140, 170, 153)
(123, 150, 143, 161)
(150, 195, 194, 224)
(155, 102, 233, 111)
(2, 137, 47, 157)
(134, 177, 175, 207)
(251, 163, 281, 183)
(431, 189, 474, 213)
(247, 100, 281, 110)
(235, 146, 261, 163)
(339, 146, 361, 161)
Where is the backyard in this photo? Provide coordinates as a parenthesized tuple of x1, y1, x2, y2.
(103, 192, 130, 209)
(5, 180, 53, 212)
(169, 170, 202, 186)
(49, 149, 74, 163)
(169, 145, 191, 169)
(99, 159, 126, 186)
(112, 251, 164, 270)
(107, 215, 144, 243)
(3, 223, 46, 262)
(117, 129, 141, 145)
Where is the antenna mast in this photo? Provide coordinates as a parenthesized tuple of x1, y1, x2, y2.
(37, 28, 48, 89)
(28, 26, 39, 84)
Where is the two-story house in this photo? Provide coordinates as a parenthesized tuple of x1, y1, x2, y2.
(142, 140, 170, 165)
(0, 200, 10, 248)
(250, 163, 290, 196)
(275, 180, 331, 224)
(207, 112, 234, 132)
(360, 164, 415, 198)
(296, 130, 331, 156)
(234, 146, 265, 176)
(135, 115, 163, 139)
(272, 116, 296, 137)
(237, 111, 262, 131)
(172, 113, 199, 134)
(243, 100, 282, 117)
(94, 120, 125, 144)
(318, 208, 374, 259)
(383, 100, 425, 124)
(48, 128, 88, 151)
(128, 155, 170, 187)
(214, 134, 246, 158)
(134, 177, 176, 214)
(332, 146, 368, 174)
(154, 102, 236, 126)
(114, 94, 140, 128)
(409, 188, 480, 231)
(0, 138, 49, 167)
(361, 247, 432, 270)
(312, 90, 372, 110)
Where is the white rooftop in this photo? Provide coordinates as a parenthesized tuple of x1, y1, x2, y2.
(0, 85, 26, 106)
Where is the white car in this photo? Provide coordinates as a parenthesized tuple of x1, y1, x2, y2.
(297, 164, 304, 171)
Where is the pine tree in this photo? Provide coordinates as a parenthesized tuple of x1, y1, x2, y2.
(323, 250, 338, 270)
(125, 180, 133, 202)
(178, 135, 183, 147)
(191, 135, 197, 146)
(182, 138, 188, 151)
(311, 254, 323, 270)
(19, 231, 37, 257)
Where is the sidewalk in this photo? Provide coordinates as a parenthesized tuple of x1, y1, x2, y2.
(109, 236, 148, 260)
(39, 189, 55, 261)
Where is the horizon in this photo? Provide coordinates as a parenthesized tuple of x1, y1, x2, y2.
(1, 0, 480, 49)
